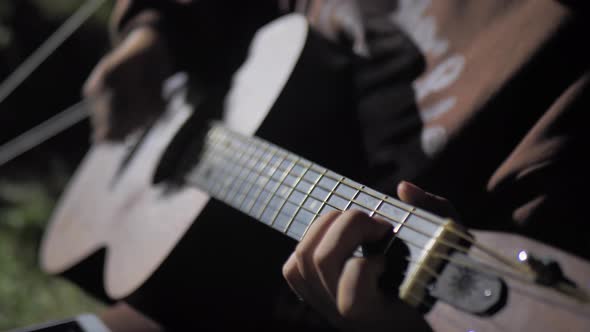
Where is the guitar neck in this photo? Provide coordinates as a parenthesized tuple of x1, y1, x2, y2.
(185, 124, 447, 249)
(183, 124, 515, 313)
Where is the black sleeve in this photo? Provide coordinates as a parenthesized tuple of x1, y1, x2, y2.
(115, 1, 284, 88)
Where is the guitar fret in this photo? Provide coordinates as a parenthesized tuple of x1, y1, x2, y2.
(370, 198, 385, 218)
(213, 152, 238, 199)
(212, 128, 267, 211)
(285, 174, 341, 239)
(216, 140, 249, 201)
(227, 143, 260, 205)
(238, 142, 271, 210)
(311, 176, 341, 222)
(257, 153, 292, 224)
(206, 155, 396, 238)
(213, 125, 422, 225)
(187, 125, 450, 251)
(206, 143, 400, 230)
(343, 187, 361, 211)
(281, 164, 312, 235)
(210, 138, 390, 224)
(298, 169, 328, 240)
(207, 130, 237, 197)
(247, 147, 283, 217)
(202, 139, 308, 224)
(203, 148, 228, 197)
(395, 208, 415, 233)
(213, 136, 295, 227)
(268, 157, 300, 228)
(202, 141, 388, 240)
(202, 132, 263, 208)
(221, 138, 249, 200)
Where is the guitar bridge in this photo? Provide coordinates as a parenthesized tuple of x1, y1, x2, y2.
(399, 220, 507, 315)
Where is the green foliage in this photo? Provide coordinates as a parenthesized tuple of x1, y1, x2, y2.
(0, 175, 104, 330)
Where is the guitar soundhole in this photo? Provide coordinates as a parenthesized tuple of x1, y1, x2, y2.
(449, 267, 477, 299)
(430, 252, 506, 315)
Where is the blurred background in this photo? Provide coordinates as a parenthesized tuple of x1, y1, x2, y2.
(0, 0, 114, 329)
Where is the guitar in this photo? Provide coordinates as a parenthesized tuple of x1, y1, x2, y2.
(40, 14, 590, 331)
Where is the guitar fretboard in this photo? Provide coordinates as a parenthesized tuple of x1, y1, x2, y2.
(186, 124, 447, 257)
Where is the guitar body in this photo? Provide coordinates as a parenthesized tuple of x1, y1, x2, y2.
(42, 15, 365, 329)
(427, 231, 590, 331)
(41, 15, 590, 331)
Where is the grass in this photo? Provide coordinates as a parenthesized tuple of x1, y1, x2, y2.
(0, 177, 104, 330)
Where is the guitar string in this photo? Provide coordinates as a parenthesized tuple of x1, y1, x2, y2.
(0, 0, 530, 286)
(223, 128, 541, 286)
(193, 139, 538, 290)
(197, 141, 537, 316)
(203, 125, 534, 279)
(185, 153, 448, 306)
(0, 0, 539, 314)
(200, 147, 436, 260)
(183, 127, 538, 289)
(199, 128, 523, 280)
(193, 145, 551, 316)
(205, 126, 450, 238)
(198, 136, 443, 243)
(212, 125, 533, 277)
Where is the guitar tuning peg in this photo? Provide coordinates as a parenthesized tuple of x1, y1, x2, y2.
(518, 250, 567, 286)
(517, 250, 590, 303)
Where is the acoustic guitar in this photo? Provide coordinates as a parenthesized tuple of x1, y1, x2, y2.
(40, 14, 590, 331)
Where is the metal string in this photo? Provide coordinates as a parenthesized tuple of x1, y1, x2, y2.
(209, 126, 527, 263)
(215, 125, 533, 277)
(185, 125, 537, 288)
(191, 137, 541, 311)
(0, 0, 545, 321)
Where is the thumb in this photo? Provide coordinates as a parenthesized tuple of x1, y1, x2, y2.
(397, 181, 459, 220)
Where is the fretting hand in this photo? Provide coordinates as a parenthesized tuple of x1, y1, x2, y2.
(283, 181, 457, 331)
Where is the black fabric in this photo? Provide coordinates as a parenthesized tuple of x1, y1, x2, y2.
(353, 15, 427, 194)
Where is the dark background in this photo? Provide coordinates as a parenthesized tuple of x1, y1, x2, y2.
(0, 0, 113, 329)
